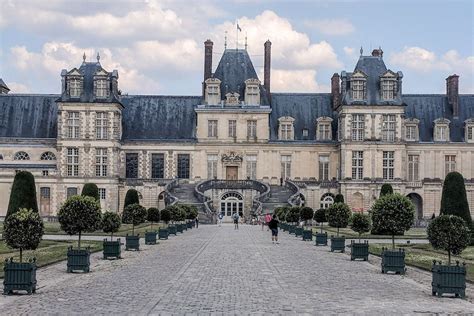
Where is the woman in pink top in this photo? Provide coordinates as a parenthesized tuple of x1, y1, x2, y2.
(265, 213, 272, 231)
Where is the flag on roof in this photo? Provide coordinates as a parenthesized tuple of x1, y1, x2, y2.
(237, 23, 242, 32)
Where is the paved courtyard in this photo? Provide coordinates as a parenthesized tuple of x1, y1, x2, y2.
(1, 224, 473, 315)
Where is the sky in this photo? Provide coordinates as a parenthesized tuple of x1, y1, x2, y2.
(0, 0, 473, 95)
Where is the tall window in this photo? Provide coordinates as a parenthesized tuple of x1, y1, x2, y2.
(319, 155, 330, 181)
(126, 153, 139, 178)
(318, 123, 331, 140)
(66, 187, 78, 199)
(352, 151, 363, 180)
(247, 120, 257, 139)
(95, 79, 108, 98)
(177, 154, 190, 179)
(467, 125, 473, 141)
(407, 155, 419, 181)
(207, 154, 218, 179)
(151, 153, 165, 179)
(381, 114, 396, 142)
(351, 114, 365, 141)
(208, 120, 218, 138)
(67, 112, 80, 139)
(98, 188, 106, 200)
(246, 155, 257, 180)
(383, 151, 395, 180)
(352, 80, 365, 100)
(320, 194, 334, 209)
(69, 78, 82, 97)
(96, 112, 108, 139)
(381, 80, 395, 100)
(66, 147, 79, 177)
(95, 148, 108, 177)
(445, 155, 456, 177)
(281, 155, 291, 180)
(228, 120, 236, 138)
(405, 125, 417, 141)
(437, 125, 448, 141)
(281, 123, 292, 140)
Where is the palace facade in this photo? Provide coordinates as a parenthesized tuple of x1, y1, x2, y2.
(0, 40, 473, 222)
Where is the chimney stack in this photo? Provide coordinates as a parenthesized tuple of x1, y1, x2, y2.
(203, 39, 213, 98)
(446, 74, 459, 117)
(331, 73, 341, 110)
(264, 40, 272, 98)
(371, 47, 383, 57)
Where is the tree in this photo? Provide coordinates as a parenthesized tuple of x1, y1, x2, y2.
(334, 194, 344, 203)
(351, 213, 371, 242)
(6, 171, 38, 218)
(313, 209, 327, 233)
(327, 202, 351, 236)
(58, 196, 102, 249)
(147, 207, 161, 229)
(124, 189, 140, 209)
(300, 207, 314, 227)
(168, 205, 185, 223)
(184, 205, 198, 220)
(160, 208, 171, 224)
(81, 183, 100, 202)
(440, 172, 472, 228)
(102, 211, 121, 241)
(122, 203, 147, 235)
(3, 208, 44, 262)
(285, 207, 301, 224)
(371, 193, 415, 248)
(427, 215, 470, 265)
(380, 184, 393, 197)
(275, 206, 289, 221)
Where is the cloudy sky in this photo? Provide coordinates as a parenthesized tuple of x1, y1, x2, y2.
(0, 0, 473, 95)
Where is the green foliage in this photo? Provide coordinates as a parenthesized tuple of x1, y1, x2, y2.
(427, 215, 470, 264)
(81, 183, 99, 202)
(124, 189, 140, 209)
(371, 193, 415, 238)
(313, 209, 327, 223)
(182, 205, 198, 220)
(167, 205, 186, 222)
(334, 194, 344, 203)
(300, 207, 314, 222)
(327, 202, 351, 230)
(351, 213, 371, 236)
(6, 171, 38, 219)
(285, 207, 301, 223)
(122, 203, 147, 226)
(101, 211, 121, 236)
(380, 183, 393, 197)
(58, 196, 102, 235)
(160, 208, 171, 223)
(147, 207, 161, 223)
(440, 171, 472, 227)
(275, 206, 289, 221)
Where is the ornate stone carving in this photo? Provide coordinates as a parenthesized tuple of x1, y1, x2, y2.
(221, 151, 243, 165)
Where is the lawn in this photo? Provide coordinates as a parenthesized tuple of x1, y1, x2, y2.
(311, 226, 427, 239)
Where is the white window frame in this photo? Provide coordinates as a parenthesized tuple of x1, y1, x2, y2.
(445, 155, 456, 177)
(320, 194, 334, 209)
(95, 79, 108, 98)
(98, 188, 106, 200)
(407, 154, 419, 181)
(95, 148, 108, 177)
(247, 120, 257, 139)
(96, 112, 108, 140)
(351, 114, 365, 141)
(319, 155, 330, 181)
(246, 155, 257, 180)
(281, 155, 291, 180)
(40, 152, 56, 160)
(207, 154, 218, 179)
(281, 123, 293, 140)
(208, 120, 218, 138)
(228, 120, 236, 138)
(67, 111, 80, 139)
(381, 79, 396, 100)
(67, 147, 79, 177)
(381, 114, 396, 142)
(351, 79, 365, 100)
(14, 151, 30, 160)
(69, 78, 82, 97)
(383, 151, 395, 180)
(352, 151, 363, 180)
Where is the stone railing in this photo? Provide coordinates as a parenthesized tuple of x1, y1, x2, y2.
(164, 178, 179, 206)
(285, 179, 304, 207)
(292, 180, 339, 189)
(406, 181, 423, 188)
(194, 181, 214, 216)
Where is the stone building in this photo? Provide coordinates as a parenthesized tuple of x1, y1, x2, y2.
(0, 42, 473, 222)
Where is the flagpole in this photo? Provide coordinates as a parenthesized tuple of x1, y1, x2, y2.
(236, 21, 239, 50)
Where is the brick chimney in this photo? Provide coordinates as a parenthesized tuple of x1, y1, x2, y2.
(371, 47, 383, 57)
(446, 74, 459, 117)
(264, 40, 272, 98)
(331, 73, 341, 110)
(203, 39, 213, 98)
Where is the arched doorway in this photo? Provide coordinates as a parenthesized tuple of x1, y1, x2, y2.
(320, 193, 335, 209)
(352, 192, 364, 213)
(407, 193, 423, 219)
(220, 192, 243, 222)
(158, 191, 166, 210)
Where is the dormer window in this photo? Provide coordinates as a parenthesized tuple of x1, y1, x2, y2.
(244, 78, 260, 105)
(404, 118, 419, 142)
(316, 117, 333, 141)
(351, 71, 367, 100)
(69, 77, 82, 98)
(434, 118, 450, 142)
(380, 71, 398, 100)
(95, 79, 108, 98)
(465, 119, 474, 143)
(205, 78, 221, 105)
(278, 117, 295, 140)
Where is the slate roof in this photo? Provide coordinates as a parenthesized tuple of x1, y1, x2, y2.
(0, 79, 10, 91)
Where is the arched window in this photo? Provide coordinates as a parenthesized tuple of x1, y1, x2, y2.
(40, 151, 56, 160)
(220, 191, 244, 219)
(14, 151, 30, 161)
(320, 193, 335, 209)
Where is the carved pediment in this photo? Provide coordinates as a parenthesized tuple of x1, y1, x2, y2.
(221, 151, 243, 164)
(67, 68, 82, 76)
(225, 92, 240, 105)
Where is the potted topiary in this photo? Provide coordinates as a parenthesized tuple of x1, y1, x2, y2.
(313, 208, 328, 246)
(145, 207, 160, 245)
(371, 193, 414, 274)
(168, 205, 185, 233)
(185, 205, 198, 229)
(124, 188, 140, 208)
(380, 183, 393, 197)
(3, 208, 44, 294)
(102, 211, 122, 259)
(276, 207, 289, 231)
(300, 206, 314, 241)
(159, 208, 171, 239)
(122, 203, 147, 251)
(327, 202, 351, 252)
(82, 183, 100, 202)
(350, 213, 371, 261)
(334, 194, 344, 203)
(428, 215, 470, 298)
(58, 195, 102, 272)
(285, 207, 300, 235)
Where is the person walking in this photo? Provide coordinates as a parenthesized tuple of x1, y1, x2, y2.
(218, 212, 223, 227)
(232, 212, 239, 230)
(195, 216, 199, 228)
(268, 214, 280, 244)
(265, 213, 271, 231)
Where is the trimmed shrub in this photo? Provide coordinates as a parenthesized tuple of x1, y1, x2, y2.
(327, 202, 351, 236)
(166, 205, 186, 223)
(58, 195, 102, 249)
(124, 189, 140, 209)
(275, 206, 289, 221)
(351, 213, 371, 242)
(185, 205, 199, 220)
(427, 215, 470, 265)
(285, 207, 301, 224)
(160, 208, 171, 224)
(380, 184, 393, 197)
(147, 207, 161, 225)
(6, 171, 38, 218)
(3, 208, 44, 262)
(300, 207, 314, 226)
(313, 208, 327, 233)
(370, 193, 415, 248)
(81, 183, 99, 202)
(102, 211, 121, 241)
(122, 203, 147, 235)
(440, 172, 472, 228)
(334, 194, 344, 203)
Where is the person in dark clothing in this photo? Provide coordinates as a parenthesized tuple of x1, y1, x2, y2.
(195, 216, 199, 228)
(268, 214, 279, 244)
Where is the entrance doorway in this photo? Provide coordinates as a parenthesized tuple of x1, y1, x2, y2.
(226, 166, 238, 180)
(219, 192, 243, 222)
(407, 193, 423, 219)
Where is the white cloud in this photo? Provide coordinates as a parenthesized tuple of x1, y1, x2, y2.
(292, 41, 342, 69)
(343, 46, 354, 56)
(7, 82, 30, 93)
(268, 69, 329, 92)
(304, 19, 355, 36)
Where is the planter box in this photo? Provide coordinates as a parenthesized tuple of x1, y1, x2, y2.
(432, 261, 466, 298)
(168, 225, 177, 235)
(3, 258, 37, 295)
(145, 231, 157, 245)
(67, 247, 90, 273)
(381, 248, 405, 274)
(288, 225, 295, 234)
(302, 230, 313, 241)
(315, 232, 328, 246)
(125, 235, 140, 251)
(281, 223, 287, 231)
(103, 239, 121, 260)
(350, 240, 369, 261)
(330, 236, 346, 252)
(176, 224, 184, 233)
(158, 228, 169, 240)
(187, 221, 193, 229)
(183, 223, 188, 231)
(192, 221, 196, 228)
(295, 227, 303, 237)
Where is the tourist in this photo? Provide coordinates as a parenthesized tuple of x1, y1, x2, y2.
(268, 214, 279, 244)
(265, 213, 271, 231)
(195, 216, 199, 228)
(232, 212, 239, 230)
(218, 212, 223, 226)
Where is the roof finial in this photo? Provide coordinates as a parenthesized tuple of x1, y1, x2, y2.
(224, 31, 227, 49)
(245, 32, 248, 50)
(96, 52, 100, 62)
(360, 46, 363, 56)
(83, 52, 86, 62)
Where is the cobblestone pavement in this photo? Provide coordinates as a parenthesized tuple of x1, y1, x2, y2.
(1, 225, 473, 315)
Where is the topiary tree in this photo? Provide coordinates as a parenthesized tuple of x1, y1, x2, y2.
(147, 207, 161, 229)
(160, 208, 171, 224)
(102, 211, 121, 241)
(275, 206, 289, 221)
(300, 206, 314, 227)
(313, 208, 327, 233)
(427, 215, 470, 265)
(122, 203, 147, 235)
(285, 207, 301, 224)
(167, 205, 185, 223)
(334, 194, 344, 203)
(327, 202, 351, 236)
(58, 195, 102, 249)
(380, 183, 393, 197)
(371, 193, 415, 249)
(124, 189, 140, 209)
(3, 208, 44, 262)
(440, 172, 472, 228)
(6, 171, 38, 219)
(81, 183, 99, 202)
(184, 205, 198, 220)
(351, 213, 371, 242)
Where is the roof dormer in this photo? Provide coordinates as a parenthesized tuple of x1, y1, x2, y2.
(350, 71, 367, 101)
(244, 78, 260, 105)
(205, 78, 221, 105)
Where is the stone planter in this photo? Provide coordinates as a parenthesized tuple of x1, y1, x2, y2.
(3, 258, 37, 295)
(67, 247, 90, 273)
(182, 223, 188, 231)
(281, 223, 287, 231)
(187, 221, 193, 229)
(288, 225, 295, 234)
(432, 261, 466, 298)
(295, 227, 303, 237)
(158, 228, 169, 240)
(145, 231, 157, 245)
(302, 229, 313, 241)
(103, 239, 121, 260)
(381, 248, 405, 274)
(315, 232, 328, 246)
(350, 240, 369, 261)
(330, 236, 346, 252)
(125, 234, 140, 251)
(176, 224, 184, 234)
